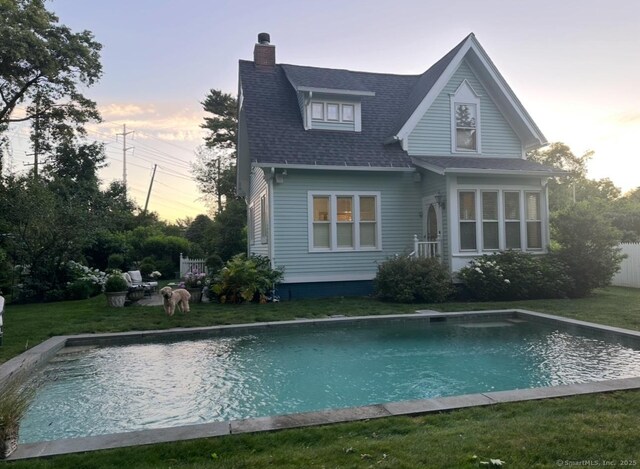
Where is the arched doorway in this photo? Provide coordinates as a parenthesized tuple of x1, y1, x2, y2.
(426, 204, 438, 241)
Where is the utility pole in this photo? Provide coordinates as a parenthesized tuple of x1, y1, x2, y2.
(116, 124, 134, 195)
(144, 164, 158, 214)
(25, 95, 42, 178)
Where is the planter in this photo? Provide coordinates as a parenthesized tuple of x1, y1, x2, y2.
(0, 429, 18, 459)
(187, 288, 202, 303)
(105, 291, 127, 307)
(127, 288, 145, 302)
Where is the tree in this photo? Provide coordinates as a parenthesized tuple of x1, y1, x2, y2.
(192, 89, 239, 212)
(0, 0, 102, 128)
(528, 142, 620, 212)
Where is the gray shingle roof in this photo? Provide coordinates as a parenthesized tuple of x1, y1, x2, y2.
(281, 64, 373, 94)
(239, 60, 417, 167)
(412, 156, 562, 175)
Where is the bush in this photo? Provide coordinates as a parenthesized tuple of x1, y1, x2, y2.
(107, 253, 124, 270)
(66, 279, 94, 300)
(552, 202, 625, 297)
(104, 272, 128, 292)
(211, 254, 284, 304)
(457, 251, 572, 301)
(374, 256, 453, 303)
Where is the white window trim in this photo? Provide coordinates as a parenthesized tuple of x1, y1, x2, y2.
(260, 193, 268, 244)
(307, 99, 361, 131)
(249, 204, 256, 245)
(342, 104, 355, 122)
(452, 187, 546, 255)
(308, 191, 382, 252)
(450, 80, 481, 154)
(326, 103, 340, 121)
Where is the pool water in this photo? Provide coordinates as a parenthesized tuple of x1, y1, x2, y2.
(19, 318, 640, 443)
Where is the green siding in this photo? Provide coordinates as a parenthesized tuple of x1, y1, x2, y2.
(272, 170, 421, 282)
(248, 168, 269, 257)
(456, 175, 543, 187)
(408, 60, 522, 157)
(311, 120, 355, 131)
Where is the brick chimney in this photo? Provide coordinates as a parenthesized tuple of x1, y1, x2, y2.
(254, 32, 275, 66)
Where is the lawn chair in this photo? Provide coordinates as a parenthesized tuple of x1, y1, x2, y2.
(0, 295, 5, 347)
(127, 270, 158, 296)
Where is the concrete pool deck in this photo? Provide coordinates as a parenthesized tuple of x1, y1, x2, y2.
(4, 308, 640, 460)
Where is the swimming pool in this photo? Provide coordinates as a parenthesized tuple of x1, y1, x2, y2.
(16, 310, 640, 446)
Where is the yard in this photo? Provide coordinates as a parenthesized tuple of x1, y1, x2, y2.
(2, 287, 640, 468)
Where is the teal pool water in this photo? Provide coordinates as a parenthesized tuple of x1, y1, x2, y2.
(19, 317, 640, 443)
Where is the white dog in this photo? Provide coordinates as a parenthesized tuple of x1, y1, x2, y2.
(159, 286, 191, 316)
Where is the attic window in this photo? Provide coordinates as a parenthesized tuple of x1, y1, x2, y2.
(450, 80, 481, 153)
(311, 102, 324, 120)
(309, 101, 359, 129)
(455, 104, 477, 151)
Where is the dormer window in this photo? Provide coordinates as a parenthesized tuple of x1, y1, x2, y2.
(306, 99, 361, 131)
(451, 80, 481, 154)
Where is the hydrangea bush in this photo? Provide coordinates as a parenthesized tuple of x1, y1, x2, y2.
(457, 251, 571, 301)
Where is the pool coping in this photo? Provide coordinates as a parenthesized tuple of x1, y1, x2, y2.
(4, 308, 640, 460)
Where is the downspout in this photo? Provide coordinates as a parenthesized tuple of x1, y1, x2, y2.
(543, 177, 551, 251)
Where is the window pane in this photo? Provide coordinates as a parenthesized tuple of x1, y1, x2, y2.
(506, 222, 521, 249)
(527, 222, 542, 249)
(483, 222, 499, 250)
(311, 102, 323, 120)
(482, 192, 498, 220)
(459, 192, 475, 220)
(337, 197, 352, 222)
(327, 104, 339, 121)
(360, 223, 376, 247)
(456, 129, 477, 151)
(526, 193, 540, 220)
(313, 196, 330, 221)
(460, 222, 477, 250)
(455, 104, 477, 128)
(360, 196, 375, 221)
(504, 192, 520, 220)
(342, 104, 354, 122)
(337, 223, 353, 247)
(313, 224, 330, 248)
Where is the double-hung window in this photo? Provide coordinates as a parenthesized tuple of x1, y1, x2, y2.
(457, 189, 544, 253)
(309, 192, 380, 251)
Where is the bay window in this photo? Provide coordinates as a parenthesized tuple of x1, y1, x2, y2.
(309, 192, 380, 251)
(457, 189, 544, 253)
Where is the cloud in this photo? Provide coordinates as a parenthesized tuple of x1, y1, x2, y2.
(100, 103, 157, 119)
(614, 112, 640, 125)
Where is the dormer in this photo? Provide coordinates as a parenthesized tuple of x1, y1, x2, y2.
(282, 64, 375, 132)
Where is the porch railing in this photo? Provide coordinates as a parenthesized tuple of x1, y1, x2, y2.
(411, 234, 441, 259)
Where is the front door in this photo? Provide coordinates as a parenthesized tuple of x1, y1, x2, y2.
(422, 196, 441, 241)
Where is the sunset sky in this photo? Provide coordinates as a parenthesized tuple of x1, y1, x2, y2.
(6, 0, 640, 221)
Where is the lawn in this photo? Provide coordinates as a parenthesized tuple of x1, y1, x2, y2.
(2, 287, 640, 467)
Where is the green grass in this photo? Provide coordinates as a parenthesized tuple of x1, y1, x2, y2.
(2, 287, 640, 467)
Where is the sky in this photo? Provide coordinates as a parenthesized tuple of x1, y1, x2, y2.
(5, 0, 640, 221)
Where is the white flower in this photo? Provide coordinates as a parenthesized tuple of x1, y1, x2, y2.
(504, 279, 510, 284)
(474, 267, 483, 274)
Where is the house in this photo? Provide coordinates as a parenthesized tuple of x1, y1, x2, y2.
(237, 32, 560, 299)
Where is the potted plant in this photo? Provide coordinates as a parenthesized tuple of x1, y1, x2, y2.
(0, 376, 35, 459)
(181, 271, 207, 303)
(104, 272, 128, 307)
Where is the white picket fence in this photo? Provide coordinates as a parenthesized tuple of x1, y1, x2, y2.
(179, 253, 208, 277)
(611, 243, 640, 288)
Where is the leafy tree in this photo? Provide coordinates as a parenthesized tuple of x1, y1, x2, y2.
(206, 198, 247, 263)
(185, 214, 213, 249)
(0, 0, 102, 129)
(552, 201, 624, 297)
(201, 89, 237, 150)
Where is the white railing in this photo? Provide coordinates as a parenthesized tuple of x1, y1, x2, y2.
(611, 243, 640, 288)
(412, 234, 441, 259)
(179, 253, 208, 277)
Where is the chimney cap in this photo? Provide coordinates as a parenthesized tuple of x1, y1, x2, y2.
(257, 32, 271, 45)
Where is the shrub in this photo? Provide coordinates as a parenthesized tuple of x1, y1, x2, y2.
(211, 254, 284, 304)
(552, 202, 625, 297)
(107, 253, 124, 270)
(374, 256, 453, 303)
(104, 272, 128, 292)
(139, 260, 156, 277)
(66, 279, 94, 300)
(457, 251, 572, 301)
